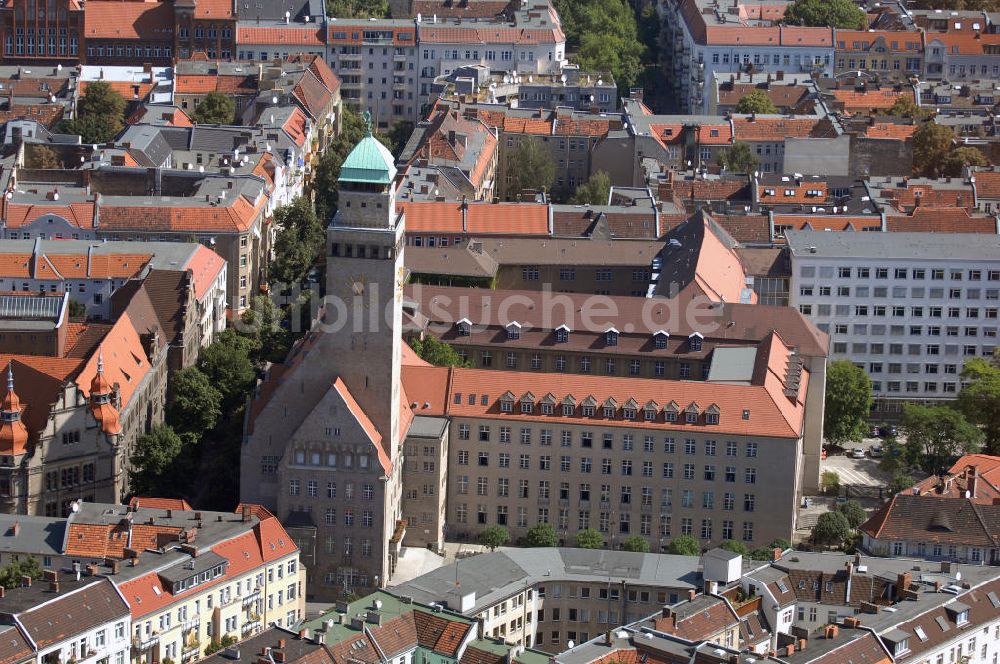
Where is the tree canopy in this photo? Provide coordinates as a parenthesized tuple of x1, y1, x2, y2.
(554, 0, 645, 93)
(0, 557, 43, 590)
(902, 403, 982, 476)
(784, 0, 867, 29)
(717, 141, 759, 174)
(193, 92, 236, 125)
(326, 0, 388, 17)
(735, 89, 779, 114)
(912, 123, 955, 177)
(57, 81, 127, 144)
(824, 360, 873, 445)
(525, 523, 559, 547)
(812, 511, 851, 547)
(837, 500, 868, 529)
(478, 525, 510, 551)
(505, 139, 555, 200)
(197, 329, 258, 411)
(570, 171, 612, 205)
(166, 367, 222, 442)
(718, 540, 750, 556)
(271, 197, 325, 287)
(886, 96, 926, 118)
(666, 535, 701, 556)
(621, 535, 651, 552)
(575, 528, 605, 549)
(408, 335, 470, 367)
(958, 357, 1000, 455)
(941, 146, 987, 177)
(130, 424, 186, 496)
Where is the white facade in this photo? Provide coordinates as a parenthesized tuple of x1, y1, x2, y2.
(34, 592, 131, 664)
(787, 231, 1000, 413)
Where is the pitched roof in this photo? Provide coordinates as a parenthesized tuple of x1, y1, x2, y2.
(83, 0, 174, 40)
(16, 578, 129, 648)
(859, 493, 1000, 547)
(886, 207, 997, 233)
(974, 171, 1000, 199)
(3, 202, 95, 230)
(400, 201, 549, 235)
(732, 116, 836, 141)
(332, 378, 391, 474)
(925, 31, 1000, 54)
(175, 74, 257, 96)
(185, 244, 227, 301)
(98, 194, 264, 233)
(864, 122, 917, 139)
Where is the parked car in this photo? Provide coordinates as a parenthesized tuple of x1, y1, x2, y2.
(870, 445, 884, 458)
(850, 447, 866, 459)
(880, 426, 898, 438)
(869, 426, 881, 437)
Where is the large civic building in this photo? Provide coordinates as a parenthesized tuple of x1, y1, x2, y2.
(242, 130, 826, 603)
(787, 230, 1000, 416)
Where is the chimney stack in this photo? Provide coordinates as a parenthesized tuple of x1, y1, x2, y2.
(966, 465, 978, 499)
(687, 589, 696, 602)
(21, 576, 31, 588)
(242, 505, 253, 522)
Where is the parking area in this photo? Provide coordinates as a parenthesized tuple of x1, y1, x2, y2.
(823, 452, 893, 487)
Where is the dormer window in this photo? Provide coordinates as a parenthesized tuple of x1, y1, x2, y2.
(686, 412, 698, 424)
(583, 405, 595, 417)
(653, 331, 669, 349)
(947, 603, 970, 626)
(520, 392, 535, 413)
(506, 321, 521, 340)
(556, 325, 570, 343)
(606, 328, 619, 346)
(623, 408, 636, 420)
(689, 332, 703, 352)
(665, 412, 677, 422)
(562, 404, 574, 416)
(603, 407, 615, 418)
(500, 391, 515, 413)
(457, 318, 472, 336)
(705, 404, 720, 425)
(644, 401, 658, 421)
(541, 403, 553, 415)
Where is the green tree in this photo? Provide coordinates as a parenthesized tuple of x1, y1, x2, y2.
(901, 403, 982, 476)
(735, 89, 779, 114)
(505, 139, 555, 199)
(0, 556, 43, 589)
(57, 114, 123, 145)
(666, 535, 701, 556)
(812, 511, 851, 547)
(717, 141, 759, 174)
(941, 146, 987, 177)
(824, 360, 873, 445)
(784, 0, 866, 29)
(326, 0, 389, 17)
(554, 0, 645, 92)
(821, 470, 841, 495)
(912, 123, 955, 177)
(525, 523, 559, 547)
(167, 367, 222, 441)
(575, 528, 605, 549)
(77, 80, 127, 119)
(384, 121, 414, 158)
(239, 295, 290, 364)
(621, 535, 651, 552)
(887, 470, 916, 496)
(67, 299, 86, 320)
(271, 197, 325, 287)
(478, 525, 511, 551)
(836, 500, 867, 529)
(192, 92, 236, 125)
(30, 145, 63, 169)
(130, 424, 185, 495)
(886, 96, 927, 118)
(197, 329, 258, 411)
(409, 335, 471, 367)
(718, 540, 750, 556)
(570, 171, 611, 205)
(959, 357, 1000, 455)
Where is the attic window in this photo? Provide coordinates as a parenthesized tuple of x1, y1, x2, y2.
(689, 333, 703, 352)
(605, 329, 619, 346)
(654, 332, 668, 349)
(456, 319, 471, 336)
(506, 322, 521, 340)
(914, 626, 927, 642)
(555, 326, 569, 343)
(710, 129, 719, 137)
(685, 412, 697, 424)
(706, 413, 719, 425)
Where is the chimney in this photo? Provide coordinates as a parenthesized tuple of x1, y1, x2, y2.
(934, 581, 943, 592)
(49, 580, 59, 593)
(784, 644, 795, 657)
(0, 586, 5, 599)
(242, 505, 253, 522)
(687, 589, 696, 602)
(824, 625, 839, 639)
(278, 640, 286, 649)
(21, 576, 31, 588)
(798, 639, 807, 651)
(274, 653, 286, 663)
(43, 570, 57, 582)
(966, 465, 977, 498)
(773, 547, 783, 561)
(11, 522, 20, 537)
(896, 572, 913, 595)
(843, 616, 862, 628)
(110, 560, 120, 575)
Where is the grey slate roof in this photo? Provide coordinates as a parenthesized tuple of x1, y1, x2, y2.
(786, 230, 1000, 261)
(0, 514, 66, 558)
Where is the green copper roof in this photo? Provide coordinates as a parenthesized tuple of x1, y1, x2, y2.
(339, 134, 397, 185)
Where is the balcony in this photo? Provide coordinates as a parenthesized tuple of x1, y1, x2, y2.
(339, 52, 362, 61)
(241, 620, 260, 636)
(393, 53, 407, 62)
(134, 634, 160, 651)
(242, 589, 261, 607)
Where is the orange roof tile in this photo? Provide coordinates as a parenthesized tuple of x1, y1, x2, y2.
(238, 26, 325, 46)
(698, 123, 732, 146)
(418, 26, 563, 45)
(129, 497, 195, 510)
(332, 377, 391, 474)
(864, 122, 916, 139)
(732, 116, 835, 141)
(185, 245, 226, 301)
(772, 215, 883, 233)
(925, 32, 1000, 55)
(831, 89, 913, 112)
(886, 207, 997, 233)
(282, 107, 309, 146)
(192, 0, 235, 19)
(79, 80, 156, 102)
(98, 195, 264, 233)
(76, 312, 152, 415)
(83, 1, 173, 40)
(974, 171, 1000, 199)
(4, 202, 95, 230)
(883, 185, 974, 210)
(836, 30, 922, 52)
(175, 75, 257, 96)
(399, 201, 549, 235)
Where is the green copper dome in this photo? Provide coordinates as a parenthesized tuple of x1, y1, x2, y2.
(339, 114, 397, 185)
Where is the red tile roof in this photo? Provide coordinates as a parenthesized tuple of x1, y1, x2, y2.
(4, 202, 95, 229)
(864, 123, 916, 139)
(831, 89, 913, 112)
(129, 497, 194, 510)
(332, 377, 391, 474)
(238, 26, 325, 46)
(98, 194, 264, 233)
(732, 116, 836, 141)
(882, 184, 974, 210)
(772, 215, 883, 234)
(913, 453, 1000, 503)
(836, 30, 922, 52)
(79, 80, 156, 102)
(886, 207, 996, 233)
(400, 201, 549, 235)
(697, 123, 732, 146)
(192, 0, 235, 19)
(925, 31, 1000, 55)
(185, 244, 226, 301)
(175, 74, 257, 96)
(974, 171, 1000, 199)
(83, 1, 173, 40)
(418, 26, 563, 45)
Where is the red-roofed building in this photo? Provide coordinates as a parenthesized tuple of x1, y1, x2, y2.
(174, 0, 237, 62)
(82, 1, 174, 66)
(924, 32, 1000, 80)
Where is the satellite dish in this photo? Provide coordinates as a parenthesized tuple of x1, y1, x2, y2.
(597, 79, 603, 86)
(567, 641, 575, 649)
(56, 63, 62, 71)
(528, 75, 533, 82)
(375, 600, 383, 609)
(272, 96, 279, 105)
(956, 571, 962, 581)
(71, 501, 80, 513)
(560, 73, 567, 83)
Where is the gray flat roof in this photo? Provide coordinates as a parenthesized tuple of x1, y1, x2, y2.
(785, 230, 1000, 261)
(406, 416, 449, 438)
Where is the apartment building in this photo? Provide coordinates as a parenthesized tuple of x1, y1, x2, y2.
(554, 549, 1000, 664)
(392, 548, 702, 652)
(0, 292, 168, 515)
(923, 32, 1000, 81)
(0, 0, 83, 64)
(661, 0, 834, 114)
(833, 30, 923, 81)
(786, 230, 1000, 415)
(0, 573, 130, 664)
(0, 239, 226, 327)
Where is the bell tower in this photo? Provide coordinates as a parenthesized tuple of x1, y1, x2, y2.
(324, 112, 405, 459)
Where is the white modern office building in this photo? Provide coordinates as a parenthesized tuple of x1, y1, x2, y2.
(787, 231, 1000, 415)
